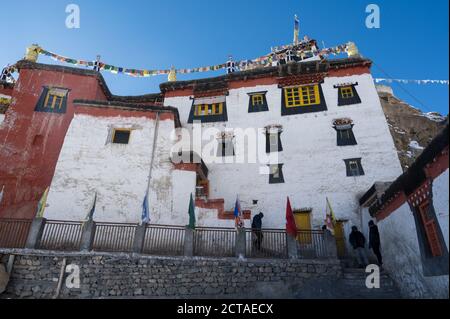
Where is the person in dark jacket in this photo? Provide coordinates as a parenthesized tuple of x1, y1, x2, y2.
(368, 221, 383, 266)
(251, 212, 264, 250)
(349, 226, 369, 267)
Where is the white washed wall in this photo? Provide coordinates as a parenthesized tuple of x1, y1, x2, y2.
(433, 169, 449, 250)
(45, 113, 196, 224)
(377, 202, 449, 298)
(164, 73, 403, 229)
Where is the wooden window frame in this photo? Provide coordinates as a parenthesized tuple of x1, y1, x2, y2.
(44, 89, 67, 109)
(335, 125, 357, 146)
(340, 86, 354, 99)
(217, 138, 235, 157)
(194, 103, 223, 116)
(344, 158, 365, 177)
(269, 164, 285, 184)
(418, 200, 443, 257)
(284, 85, 320, 108)
(251, 94, 264, 106)
(112, 128, 131, 145)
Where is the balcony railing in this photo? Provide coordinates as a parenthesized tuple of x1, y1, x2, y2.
(246, 228, 288, 259)
(0, 218, 334, 260)
(39, 220, 83, 251)
(92, 222, 136, 253)
(194, 226, 236, 257)
(0, 218, 32, 249)
(143, 224, 185, 256)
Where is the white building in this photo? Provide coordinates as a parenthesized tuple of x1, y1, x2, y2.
(41, 55, 404, 245)
(360, 123, 449, 298)
(162, 57, 403, 237)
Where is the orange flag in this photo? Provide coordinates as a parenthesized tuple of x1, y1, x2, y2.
(286, 197, 297, 236)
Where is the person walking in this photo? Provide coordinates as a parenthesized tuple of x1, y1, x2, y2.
(368, 220, 383, 266)
(251, 212, 264, 251)
(349, 226, 369, 268)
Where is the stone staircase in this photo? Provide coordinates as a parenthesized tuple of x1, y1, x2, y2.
(336, 267, 402, 299)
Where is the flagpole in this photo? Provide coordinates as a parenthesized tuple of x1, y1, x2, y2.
(143, 112, 160, 222)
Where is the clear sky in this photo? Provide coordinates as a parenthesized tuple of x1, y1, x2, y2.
(1, 0, 448, 115)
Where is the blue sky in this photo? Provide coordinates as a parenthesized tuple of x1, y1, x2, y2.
(1, 0, 448, 115)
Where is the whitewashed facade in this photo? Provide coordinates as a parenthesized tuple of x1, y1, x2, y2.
(164, 72, 403, 229)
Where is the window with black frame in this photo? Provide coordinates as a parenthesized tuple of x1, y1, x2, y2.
(344, 158, 364, 177)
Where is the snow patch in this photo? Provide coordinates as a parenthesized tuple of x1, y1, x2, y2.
(409, 140, 424, 150)
(422, 112, 446, 122)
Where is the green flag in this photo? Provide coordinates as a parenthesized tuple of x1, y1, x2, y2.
(36, 187, 49, 218)
(188, 193, 196, 229)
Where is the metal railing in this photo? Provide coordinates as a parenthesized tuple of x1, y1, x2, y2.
(39, 220, 83, 251)
(245, 228, 288, 259)
(0, 218, 32, 248)
(143, 224, 185, 256)
(0, 217, 334, 260)
(194, 226, 236, 257)
(92, 222, 136, 252)
(296, 230, 328, 258)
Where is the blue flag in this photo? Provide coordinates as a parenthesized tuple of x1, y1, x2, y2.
(141, 193, 150, 224)
(234, 195, 243, 228)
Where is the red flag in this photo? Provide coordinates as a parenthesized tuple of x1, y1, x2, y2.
(286, 197, 297, 236)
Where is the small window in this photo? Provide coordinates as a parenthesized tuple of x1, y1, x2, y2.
(344, 158, 364, 177)
(340, 86, 354, 98)
(335, 84, 362, 106)
(35, 87, 68, 114)
(252, 95, 264, 106)
(248, 92, 268, 113)
(335, 127, 357, 146)
(269, 164, 284, 184)
(217, 138, 234, 157)
(112, 129, 131, 144)
(265, 132, 283, 153)
(194, 103, 223, 116)
(188, 96, 228, 123)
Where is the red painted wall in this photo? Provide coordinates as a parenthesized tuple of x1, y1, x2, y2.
(0, 67, 107, 219)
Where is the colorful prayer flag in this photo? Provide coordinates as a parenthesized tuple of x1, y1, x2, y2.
(36, 187, 49, 218)
(188, 193, 196, 229)
(286, 197, 297, 236)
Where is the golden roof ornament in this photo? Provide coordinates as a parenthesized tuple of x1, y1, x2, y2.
(168, 66, 177, 82)
(25, 44, 40, 62)
(346, 42, 359, 57)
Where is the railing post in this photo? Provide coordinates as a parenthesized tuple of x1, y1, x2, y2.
(25, 217, 46, 249)
(235, 228, 246, 258)
(184, 227, 194, 257)
(80, 220, 96, 252)
(324, 230, 338, 258)
(132, 224, 147, 254)
(286, 233, 298, 259)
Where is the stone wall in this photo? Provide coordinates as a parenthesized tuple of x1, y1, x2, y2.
(0, 249, 342, 299)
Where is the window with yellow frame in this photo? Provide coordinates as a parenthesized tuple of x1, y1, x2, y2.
(284, 85, 320, 107)
(340, 86, 354, 99)
(194, 103, 223, 116)
(251, 94, 264, 106)
(112, 128, 131, 144)
(44, 88, 67, 109)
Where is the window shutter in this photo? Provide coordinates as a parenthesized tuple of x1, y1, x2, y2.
(419, 202, 443, 257)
